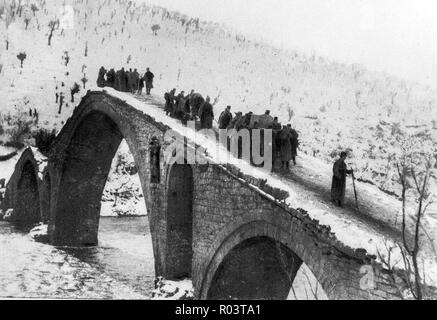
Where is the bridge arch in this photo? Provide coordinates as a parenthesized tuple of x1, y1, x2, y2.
(48, 93, 163, 247)
(199, 220, 334, 300)
(1, 147, 43, 225)
(14, 160, 41, 225)
(164, 160, 194, 279)
(52, 111, 123, 245)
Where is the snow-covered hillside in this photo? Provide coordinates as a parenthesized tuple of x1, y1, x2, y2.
(0, 0, 436, 201)
(101, 140, 146, 216)
(0, 0, 436, 298)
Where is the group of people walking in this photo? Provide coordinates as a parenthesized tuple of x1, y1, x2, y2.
(164, 89, 214, 129)
(163, 92, 352, 208)
(217, 106, 354, 208)
(218, 108, 299, 170)
(97, 66, 154, 95)
(99, 69, 354, 209)
(163, 89, 299, 171)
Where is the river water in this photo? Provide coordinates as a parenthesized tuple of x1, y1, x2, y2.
(0, 215, 326, 299)
(0, 216, 155, 299)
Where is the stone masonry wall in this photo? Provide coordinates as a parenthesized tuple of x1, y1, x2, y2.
(191, 164, 402, 300)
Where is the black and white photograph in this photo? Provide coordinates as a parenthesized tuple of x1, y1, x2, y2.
(0, 0, 436, 305)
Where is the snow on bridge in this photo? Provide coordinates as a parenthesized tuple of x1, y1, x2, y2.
(2, 87, 436, 298)
(119, 86, 437, 290)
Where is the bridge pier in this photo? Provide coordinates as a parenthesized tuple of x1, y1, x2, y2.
(164, 163, 194, 279)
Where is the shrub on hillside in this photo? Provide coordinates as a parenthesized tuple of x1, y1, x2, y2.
(5, 117, 32, 149)
(33, 128, 56, 156)
(151, 24, 160, 35)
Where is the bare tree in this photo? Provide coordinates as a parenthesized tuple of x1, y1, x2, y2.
(3, 3, 14, 51)
(16, 0, 23, 17)
(212, 90, 222, 106)
(374, 133, 436, 300)
(354, 90, 361, 109)
(17, 52, 27, 68)
(287, 106, 294, 122)
(391, 91, 398, 105)
(58, 93, 64, 114)
(395, 152, 434, 299)
(30, 4, 39, 16)
(48, 19, 59, 46)
(24, 17, 31, 30)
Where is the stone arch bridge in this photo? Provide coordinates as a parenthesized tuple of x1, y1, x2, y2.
(1, 90, 401, 300)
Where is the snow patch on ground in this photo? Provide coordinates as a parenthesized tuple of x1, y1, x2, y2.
(29, 146, 48, 180)
(151, 277, 194, 300)
(28, 223, 48, 242)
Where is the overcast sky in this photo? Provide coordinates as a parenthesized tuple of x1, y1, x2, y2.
(140, 0, 437, 87)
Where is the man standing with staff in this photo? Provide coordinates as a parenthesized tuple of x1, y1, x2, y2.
(331, 151, 354, 207)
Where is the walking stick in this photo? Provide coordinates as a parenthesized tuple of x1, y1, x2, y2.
(351, 170, 359, 210)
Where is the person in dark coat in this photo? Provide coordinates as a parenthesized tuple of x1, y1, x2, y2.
(218, 105, 233, 129)
(242, 112, 253, 129)
(331, 151, 353, 207)
(144, 68, 154, 95)
(138, 75, 145, 94)
(288, 124, 299, 165)
(106, 68, 115, 88)
(198, 96, 214, 129)
(115, 68, 127, 92)
(184, 96, 191, 114)
(189, 93, 204, 118)
(173, 91, 185, 119)
(164, 88, 176, 116)
(258, 110, 274, 128)
(122, 68, 128, 92)
(185, 90, 194, 114)
(271, 117, 281, 130)
(234, 112, 247, 130)
(114, 68, 121, 90)
(279, 125, 293, 170)
(227, 112, 242, 129)
(97, 66, 106, 87)
(123, 68, 129, 92)
(270, 117, 282, 169)
(129, 68, 139, 94)
(125, 68, 133, 92)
